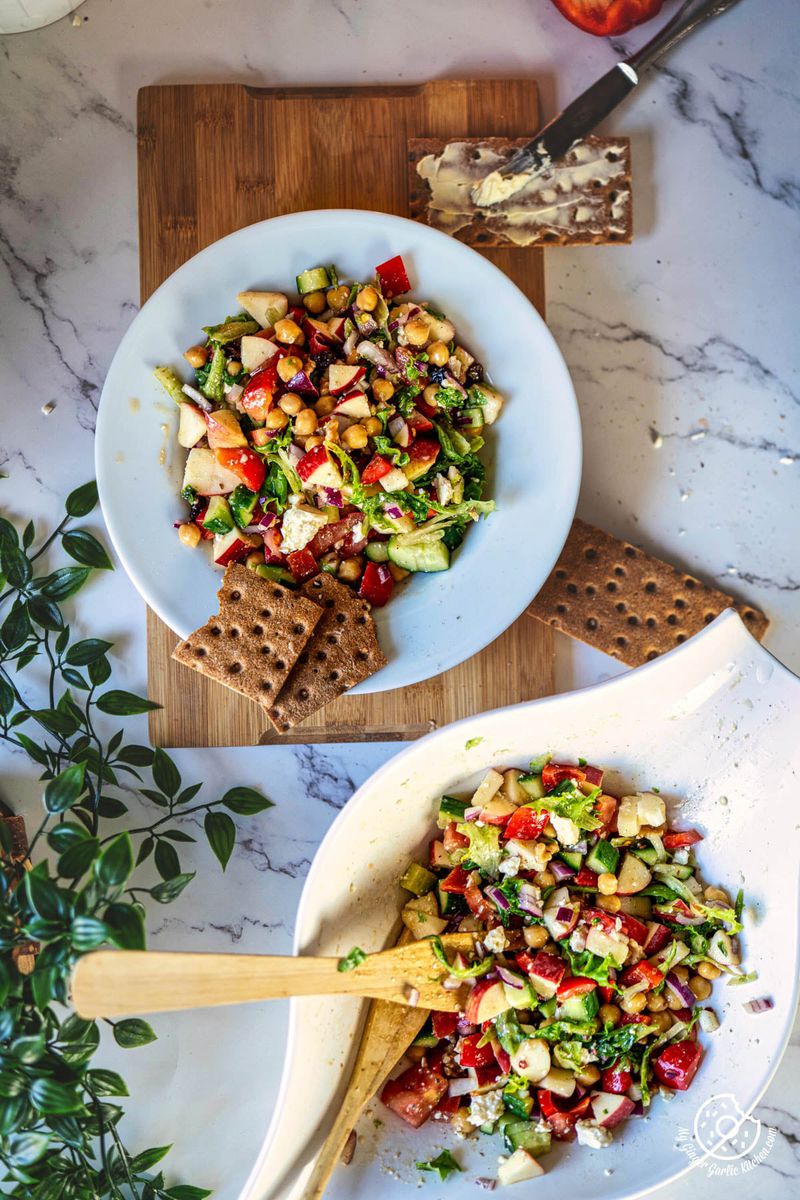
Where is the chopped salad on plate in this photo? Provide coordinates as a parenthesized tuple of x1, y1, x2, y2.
(155, 255, 500, 609)
(383, 756, 753, 1187)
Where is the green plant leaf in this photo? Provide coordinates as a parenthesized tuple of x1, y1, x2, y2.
(24, 871, 67, 922)
(115, 744, 155, 766)
(164, 1188, 213, 1200)
(65, 480, 99, 517)
(88, 655, 112, 686)
(44, 762, 86, 814)
(104, 902, 146, 950)
(0, 516, 19, 552)
(62, 529, 112, 570)
(55, 624, 70, 654)
(5, 1131, 51, 1167)
(31, 708, 79, 737)
(40, 566, 91, 600)
(0, 677, 14, 716)
(61, 666, 90, 690)
(95, 833, 134, 889)
(48, 823, 90, 853)
(31, 967, 59, 1010)
(1, 602, 30, 650)
(97, 796, 128, 819)
(65, 638, 113, 666)
(13, 1035, 45, 1064)
(0, 960, 9, 1008)
(175, 782, 202, 805)
(28, 595, 63, 631)
(129, 1145, 172, 1173)
(152, 747, 180, 797)
(21, 520, 35, 549)
(30, 1079, 83, 1115)
(154, 840, 181, 881)
(137, 835, 155, 864)
(85, 1068, 129, 1098)
(150, 872, 195, 904)
(3, 547, 31, 589)
(71, 916, 111, 951)
(160, 829, 196, 843)
(204, 811, 235, 871)
(221, 786, 274, 815)
(96, 690, 160, 715)
(58, 838, 100, 880)
(113, 1018, 157, 1048)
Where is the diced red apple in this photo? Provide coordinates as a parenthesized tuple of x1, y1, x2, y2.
(178, 402, 208, 448)
(479, 794, 517, 825)
(213, 527, 259, 567)
(182, 448, 241, 496)
(591, 1092, 635, 1129)
(497, 1148, 545, 1186)
(327, 316, 347, 341)
(379, 467, 410, 493)
(510, 1037, 551, 1083)
(388, 415, 411, 447)
(296, 445, 343, 489)
(402, 438, 440, 481)
(543, 902, 579, 942)
(205, 408, 247, 449)
(616, 853, 652, 895)
(328, 363, 366, 395)
(585, 926, 629, 967)
(643, 922, 671, 956)
(240, 335, 280, 373)
(334, 391, 372, 420)
(527, 952, 566, 998)
(464, 978, 511, 1024)
(538, 1067, 576, 1098)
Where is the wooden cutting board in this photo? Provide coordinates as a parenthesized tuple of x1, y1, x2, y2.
(139, 78, 554, 746)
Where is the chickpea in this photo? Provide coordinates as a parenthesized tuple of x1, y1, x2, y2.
(621, 992, 648, 1015)
(404, 318, 429, 347)
(273, 318, 304, 345)
(388, 562, 410, 582)
(523, 926, 549, 949)
(597, 873, 618, 896)
(303, 290, 327, 314)
(338, 556, 364, 583)
(599, 1004, 622, 1028)
(672, 965, 689, 983)
(315, 394, 335, 416)
(304, 435, 324, 450)
(327, 285, 351, 312)
(534, 869, 555, 889)
(666, 990, 686, 1011)
(356, 285, 378, 312)
(597, 894, 622, 914)
(689, 974, 713, 1001)
(575, 1065, 601, 1087)
(245, 550, 265, 570)
(647, 993, 667, 1012)
(184, 344, 208, 369)
(427, 340, 450, 367)
(228, 360, 243, 377)
(364, 416, 383, 437)
(342, 423, 368, 450)
(423, 383, 440, 406)
(266, 408, 289, 431)
(294, 408, 319, 438)
(279, 392, 304, 415)
(652, 1010, 675, 1034)
(178, 522, 201, 549)
(277, 355, 304, 383)
(704, 886, 730, 904)
(697, 961, 721, 981)
(372, 379, 395, 404)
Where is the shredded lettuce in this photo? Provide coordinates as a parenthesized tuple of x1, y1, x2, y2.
(563, 947, 618, 988)
(533, 1019, 597, 1043)
(429, 935, 494, 979)
(530, 779, 603, 832)
(337, 946, 367, 972)
(493, 1009, 525, 1054)
(591, 1021, 656, 1064)
(554, 1039, 588, 1072)
(454, 822, 502, 876)
(415, 1150, 462, 1181)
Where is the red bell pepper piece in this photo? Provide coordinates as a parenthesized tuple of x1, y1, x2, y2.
(286, 548, 319, 582)
(361, 454, 393, 485)
(548, 0, 664, 38)
(557, 975, 597, 999)
(574, 867, 599, 889)
(375, 254, 411, 299)
(503, 805, 550, 842)
(602, 1062, 633, 1094)
(458, 1033, 494, 1069)
(515, 950, 538, 976)
(585, 907, 648, 946)
(432, 1094, 461, 1120)
(431, 1011, 458, 1040)
(538, 1089, 592, 1140)
(663, 829, 704, 850)
(620, 961, 664, 989)
(214, 447, 266, 492)
(652, 1040, 702, 1091)
(443, 823, 469, 854)
(416, 397, 438, 419)
(241, 361, 279, 422)
(380, 1063, 449, 1127)
(440, 866, 470, 894)
(599, 984, 616, 1003)
(358, 561, 394, 607)
(541, 762, 586, 791)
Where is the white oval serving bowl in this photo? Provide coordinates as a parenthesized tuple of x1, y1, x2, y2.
(95, 209, 580, 694)
(249, 611, 800, 1200)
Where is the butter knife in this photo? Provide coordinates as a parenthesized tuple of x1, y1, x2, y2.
(472, 0, 744, 207)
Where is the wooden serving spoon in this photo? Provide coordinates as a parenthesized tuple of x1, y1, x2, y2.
(70, 932, 478, 1018)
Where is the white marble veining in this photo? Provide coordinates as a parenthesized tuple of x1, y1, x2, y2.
(1, 0, 798, 1196)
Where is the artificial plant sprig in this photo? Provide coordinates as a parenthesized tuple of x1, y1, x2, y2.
(0, 482, 273, 1199)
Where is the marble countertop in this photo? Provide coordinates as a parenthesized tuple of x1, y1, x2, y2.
(1, 0, 797, 1196)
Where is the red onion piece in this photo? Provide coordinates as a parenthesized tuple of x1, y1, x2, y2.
(287, 371, 319, 397)
(517, 884, 543, 917)
(550, 860, 576, 882)
(357, 340, 398, 373)
(181, 383, 212, 411)
(743, 997, 773, 1014)
(405, 985, 420, 1007)
(463, 806, 482, 823)
(456, 1017, 478, 1036)
(485, 885, 511, 912)
(666, 971, 697, 1008)
(448, 1076, 474, 1097)
(475, 1179, 497, 1191)
(383, 503, 404, 520)
(555, 905, 576, 924)
(286, 443, 304, 467)
(496, 966, 525, 989)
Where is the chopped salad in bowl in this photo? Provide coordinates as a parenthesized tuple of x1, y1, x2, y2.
(155, 254, 499, 609)
(384, 756, 751, 1187)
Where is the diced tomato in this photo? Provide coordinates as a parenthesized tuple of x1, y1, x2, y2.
(192, 505, 214, 540)
(473, 1063, 502, 1088)
(405, 438, 440, 470)
(663, 829, 704, 850)
(431, 1011, 458, 1039)
(538, 1089, 592, 1140)
(652, 1040, 702, 1091)
(557, 976, 597, 999)
(416, 397, 438, 419)
(620, 961, 664, 989)
(407, 410, 434, 434)
(619, 1012, 652, 1026)
(306, 512, 363, 559)
(375, 254, 411, 299)
(583, 764, 604, 786)
(432, 1094, 461, 1120)
(458, 1033, 494, 1069)
(574, 867, 599, 889)
(361, 454, 393, 484)
(602, 1063, 633, 1094)
(548, 0, 664, 39)
(503, 805, 550, 842)
(440, 866, 470, 894)
(214, 447, 266, 492)
(595, 793, 618, 833)
(359, 561, 394, 607)
(262, 525, 285, 564)
(541, 762, 586, 791)
(286, 548, 319, 582)
(464, 879, 494, 922)
(241, 361, 279, 422)
(586, 907, 649, 946)
(443, 823, 469, 856)
(380, 1063, 448, 1128)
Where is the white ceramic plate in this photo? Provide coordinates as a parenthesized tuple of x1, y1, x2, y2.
(95, 209, 580, 693)
(249, 612, 800, 1200)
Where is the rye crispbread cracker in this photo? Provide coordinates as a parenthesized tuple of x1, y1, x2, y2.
(408, 135, 632, 248)
(528, 519, 768, 667)
(267, 573, 387, 731)
(172, 564, 322, 707)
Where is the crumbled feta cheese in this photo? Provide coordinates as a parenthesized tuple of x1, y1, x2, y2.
(569, 926, 587, 953)
(483, 927, 508, 954)
(673, 848, 690, 865)
(468, 1088, 506, 1126)
(499, 855, 521, 878)
(636, 792, 666, 827)
(279, 504, 328, 553)
(551, 815, 580, 846)
(576, 1120, 613, 1148)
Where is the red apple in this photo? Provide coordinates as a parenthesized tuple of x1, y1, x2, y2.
(402, 437, 440, 481)
(643, 921, 671, 956)
(464, 978, 511, 1024)
(328, 363, 366, 395)
(296, 444, 343, 489)
(334, 391, 372, 420)
(527, 952, 566, 998)
(205, 408, 247, 449)
(591, 1093, 635, 1128)
(213, 527, 258, 567)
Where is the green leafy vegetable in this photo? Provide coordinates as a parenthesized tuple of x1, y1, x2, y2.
(454, 821, 502, 875)
(530, 780, 603, 832)
(503, 1074, 533, 1118)
(337, 946, 368, 972)
(591, 1021, 656, 1065)
(416, 1149, 462, 1181)
(373, 435, 409, 467)
(493, 1009, 525, 1053)
(563, 946, 619, 988)
(430, 936, 494, 979)
(465, 736, 483, 750)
